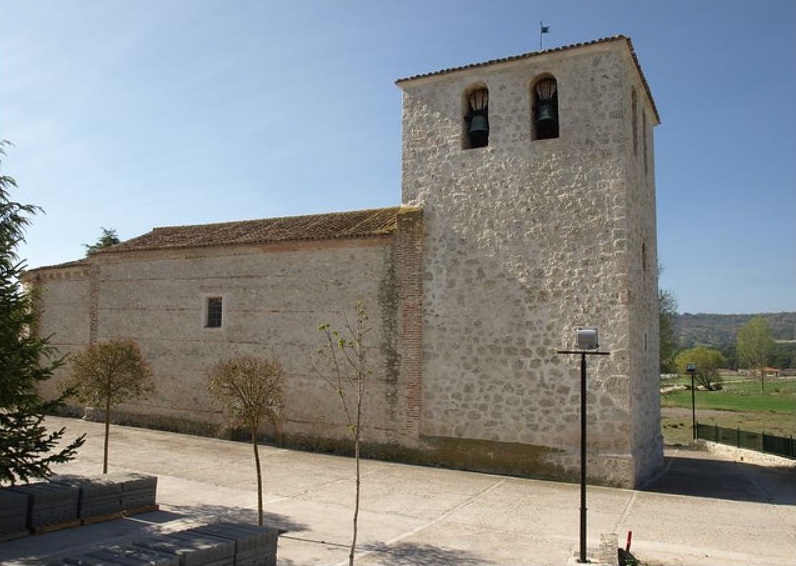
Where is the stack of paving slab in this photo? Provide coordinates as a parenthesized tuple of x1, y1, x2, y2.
(0, 473, 158, 540)
(108, 472, 159, 514)
(8, 481, 81, 533)
(0, 489, 30, 541)
(62, 545, 180, 566)
(191, 523, 279, 566)
(52, 475, 125, 522)
(55, 522, 279, 566)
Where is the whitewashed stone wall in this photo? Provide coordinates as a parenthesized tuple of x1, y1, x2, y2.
(33, 238, 406, 445)
(28, 264, 92, 401)
(398, 39, 662, 486)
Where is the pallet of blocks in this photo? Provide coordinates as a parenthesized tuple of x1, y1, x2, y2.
(62, 544, 180, 566)
(190, 523, 279, 566)
(133, 529, 237, 566)
(9, 482, 80, 534)
(52, 474, 125, 524)
(0, 488, 30, 541)
(105, 472, 159, 515)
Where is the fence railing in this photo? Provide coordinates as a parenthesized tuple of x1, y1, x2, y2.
(696, 423, 795, 460)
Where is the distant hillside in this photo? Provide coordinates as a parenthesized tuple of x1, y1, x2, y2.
(674, 312, 796, 349)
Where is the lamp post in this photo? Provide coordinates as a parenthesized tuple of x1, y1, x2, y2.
(558, 328, 610, 564)
(687, 363, 697, 440)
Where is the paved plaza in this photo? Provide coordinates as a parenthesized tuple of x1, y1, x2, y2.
(1, 417, 794, 565)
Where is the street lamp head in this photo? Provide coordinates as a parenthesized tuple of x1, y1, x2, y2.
(576, 328, 599, 351)
(686, 363, 696, 374)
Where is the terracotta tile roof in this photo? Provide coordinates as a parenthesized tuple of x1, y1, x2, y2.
(396, 35, 660, 124)
(21, 258, 90, 279)
(95, 206, 408, 254)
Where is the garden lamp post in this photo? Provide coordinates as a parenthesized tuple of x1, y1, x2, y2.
(687, 363, 697, 440)
(558, 328, 610, 563)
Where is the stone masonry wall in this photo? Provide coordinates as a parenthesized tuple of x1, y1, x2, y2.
(399, 40, 661, 486)
(623, 54, 665, 482)
(34, 237, 406, 446)
(28, 264, 92, 401)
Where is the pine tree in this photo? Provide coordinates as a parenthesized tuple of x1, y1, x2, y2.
(0, 142, 85, 486)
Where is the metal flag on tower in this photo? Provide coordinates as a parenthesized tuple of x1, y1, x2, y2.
(540, 21, 550, 50)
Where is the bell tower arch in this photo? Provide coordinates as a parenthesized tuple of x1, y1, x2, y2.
(463, 83, 490, 149)
(531, 75, 559, 140)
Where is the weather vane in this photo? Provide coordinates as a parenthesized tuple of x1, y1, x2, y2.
(540, 21, 550, 50)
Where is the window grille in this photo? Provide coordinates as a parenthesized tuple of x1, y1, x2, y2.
(206, 297, 223, 328)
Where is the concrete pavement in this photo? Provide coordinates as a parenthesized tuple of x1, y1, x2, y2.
(1, 417, 794, 565)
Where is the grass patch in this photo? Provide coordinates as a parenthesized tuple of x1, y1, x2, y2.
(660, 378, 796, 445)
(661, 379, 796, 413)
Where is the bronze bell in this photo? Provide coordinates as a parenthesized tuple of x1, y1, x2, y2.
(535, 100, 557, 130)
(468, 114, 489, 147)
(469, 114, 489, 134)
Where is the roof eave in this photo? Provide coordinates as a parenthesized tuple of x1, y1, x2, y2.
(396, 35, 660, 125)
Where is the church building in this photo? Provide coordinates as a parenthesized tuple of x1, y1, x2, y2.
(26, 36, 662, 488)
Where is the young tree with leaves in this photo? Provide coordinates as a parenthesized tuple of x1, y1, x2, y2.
(658, 287, 679, 374)
(737, 316, 775, 392)
(207, 354, 284, 527)
(64, 337, 154, 473)
(312, 302, 371, 566)
(0, 142, 85, 486)
(675, 346, 726, 391)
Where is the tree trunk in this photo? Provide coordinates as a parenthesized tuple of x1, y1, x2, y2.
(349, 431, 360, 566)
(252, 429, 263, 526)
(103, 395, 111, 474)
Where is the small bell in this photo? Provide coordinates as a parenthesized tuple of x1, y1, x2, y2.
(468, 114, 489, 148)
(535, 100, 557, 131)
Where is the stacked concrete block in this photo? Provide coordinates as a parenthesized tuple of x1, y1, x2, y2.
(0, 488, 30, 541)
(10, 482, 80, 532)
(1, 473, 158, 542)
(133, 530, 237, 566)
(191, 523, 279, 566)
(63, 545, 180, 566)
(2, 559, 66, 566)
(3, 522, 278, 565)
(104, 472, 158, 513)
(52, 475, 124, 522)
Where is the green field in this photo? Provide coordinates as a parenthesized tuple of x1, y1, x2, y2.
(660, 378, 796, 446)
(661, 379, 796, 412)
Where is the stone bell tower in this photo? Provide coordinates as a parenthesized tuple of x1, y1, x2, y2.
(396, 36, 662, 487)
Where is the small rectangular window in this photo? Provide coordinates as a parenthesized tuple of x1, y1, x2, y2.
(205, 297, 223, 328)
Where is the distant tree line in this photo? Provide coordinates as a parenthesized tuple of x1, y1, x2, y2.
(672, 312, 796, 370)
(659, 285, 792, 390)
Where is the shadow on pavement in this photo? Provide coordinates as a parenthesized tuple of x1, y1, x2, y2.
(361, 541, 489, 565)
(164, 502, 308, 533)
(0, 512, 169, 562)
(643, 449, 796, 505)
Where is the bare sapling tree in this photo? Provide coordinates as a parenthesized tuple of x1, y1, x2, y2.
(207, 354, 284, 527)
(312, 302, 371, 566)
(65, 337, 154, 473)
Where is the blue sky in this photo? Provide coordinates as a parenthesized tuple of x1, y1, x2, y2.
(1, 0, 794, 315)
